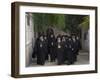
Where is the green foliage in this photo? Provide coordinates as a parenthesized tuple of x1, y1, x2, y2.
(64, 15, 84, 33)
(55, 14, 65, 30)
(32, 13, 89, 35)
(33, 13, 43, 32)
(79, 16, 89, 30)
(32, 13, 66, 33)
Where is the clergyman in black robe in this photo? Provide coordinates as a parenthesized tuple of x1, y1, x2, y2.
(36, 35, 47, 65)
(72, 35, 78, 62)
(67, 37, 74, 65)
(56, 35, 64, 65)
(49, 34, 56, 62)
(62, 35, 68, 63)
(43, 35, 48, 61)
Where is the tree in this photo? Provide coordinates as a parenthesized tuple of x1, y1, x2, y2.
(64, 15, 87, 35)
(32, 13, 88, 36)
(79, 16, 89, 30)
(55, 14, 65, 30)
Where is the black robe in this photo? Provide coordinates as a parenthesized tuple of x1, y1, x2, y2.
(56, 41, 64, 65)
(36, 40, 47, 65)
(44, 37, 49, 61)
(46, 28, 54, 57)
(49, 36, 56, 62)
(71, 39, 79, 62)
(62, 40, 69, 62)
(67, 40, 74, 64)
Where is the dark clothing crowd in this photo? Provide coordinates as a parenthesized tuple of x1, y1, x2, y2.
(32, 28, 81, 65)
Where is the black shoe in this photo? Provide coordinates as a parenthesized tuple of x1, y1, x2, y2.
(37, 62, 45, 65)
(71, 62, 74, 64)
(67, 63, 71, 65)
(57, 63, 62, 65)
(67, 61, 72, 65)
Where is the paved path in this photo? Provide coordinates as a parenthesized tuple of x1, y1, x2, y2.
(28, 51, 89, 67)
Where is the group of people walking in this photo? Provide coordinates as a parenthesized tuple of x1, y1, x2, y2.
(32, 28, 81, 65)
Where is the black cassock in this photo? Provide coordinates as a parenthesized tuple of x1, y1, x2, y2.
(49, 35, 56, 62)
(72, 40, 78, 61)
(56, 42, 64, 65)
(62, 40, 69, 62)
(44, 37, 48, 61)
(67, 40, 74, 64)
(36, 40, 47, 65)
(46, 28, 54, 61)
